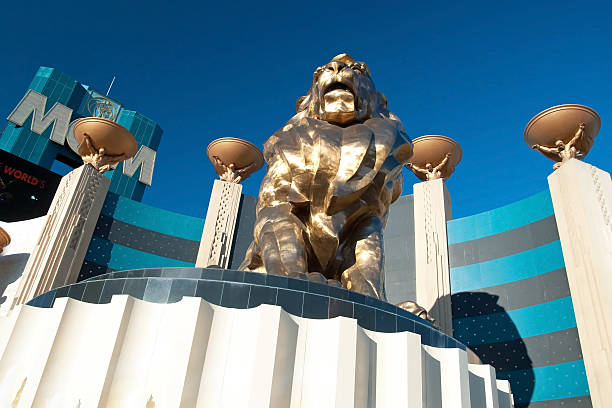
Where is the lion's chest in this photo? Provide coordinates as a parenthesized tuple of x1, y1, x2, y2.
(269, 118, 403, 208)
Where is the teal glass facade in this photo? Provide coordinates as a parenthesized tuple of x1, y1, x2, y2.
(1, 67, 84, 168)
(0, 66, 162, 201)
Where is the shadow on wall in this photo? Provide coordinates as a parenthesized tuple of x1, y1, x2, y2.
(436, 292, 535, 407)
(0, 253, 29, 304)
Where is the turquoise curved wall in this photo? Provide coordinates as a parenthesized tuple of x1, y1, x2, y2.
(448, 190, 591, 408)
(80, 192, 257, 280)
(79, 192, 203, 280)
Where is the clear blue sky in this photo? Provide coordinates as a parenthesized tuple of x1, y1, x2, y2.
(2, 0, 612, 219)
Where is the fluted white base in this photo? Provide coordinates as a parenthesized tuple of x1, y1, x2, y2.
(0, 296, 513, 407)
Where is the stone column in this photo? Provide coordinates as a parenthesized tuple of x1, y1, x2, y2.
(11, 164, 109, 308)
(548, 158, 612, 408)
(413, 178, 453, 336)
(196, 180, 242, 269)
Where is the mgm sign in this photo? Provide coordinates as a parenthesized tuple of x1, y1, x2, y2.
(6, 90, 157, 186)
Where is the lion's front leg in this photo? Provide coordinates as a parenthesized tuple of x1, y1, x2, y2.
(241, 210, 309, 276)
(248, 147, 310, 277)
(340, 217, 386, 301)
(256, 205, 309, 277)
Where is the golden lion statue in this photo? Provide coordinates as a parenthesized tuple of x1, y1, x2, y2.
(240, 54, 413, 301)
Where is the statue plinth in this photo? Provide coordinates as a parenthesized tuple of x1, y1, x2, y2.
(408, 135, 462, 181)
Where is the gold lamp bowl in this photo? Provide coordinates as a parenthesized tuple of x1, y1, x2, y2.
(524, 104, 600, 161)
(73, 117, 138, 158)
(0, 226, 10, 253)
(409, 135, 462, 181)
(206, 137, 264, 181)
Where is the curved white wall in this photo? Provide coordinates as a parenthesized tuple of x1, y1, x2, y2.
(0, 295, 513, 407)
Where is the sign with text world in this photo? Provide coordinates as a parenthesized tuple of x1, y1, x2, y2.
(0, 149, 61, 222)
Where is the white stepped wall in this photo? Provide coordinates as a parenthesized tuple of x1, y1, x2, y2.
(496, 380, 514, 408)
(0, 295, 513, 408)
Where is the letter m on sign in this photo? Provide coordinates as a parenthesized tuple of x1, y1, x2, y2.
(7, 90, 72, 144)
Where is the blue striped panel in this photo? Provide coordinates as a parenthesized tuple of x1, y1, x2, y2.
(498, 360, 590, 403)
(447, 190, 554, 244)
(453, 297, 577, 345)
(450, 240, 565, 293)
(86, 236, 193, 270)
(101, 194, 204, 241)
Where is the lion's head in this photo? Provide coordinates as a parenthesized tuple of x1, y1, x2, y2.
(294, 53, 391, 125)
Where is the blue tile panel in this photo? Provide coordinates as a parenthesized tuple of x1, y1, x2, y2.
(526, 396, 592, 408)
(447, 190, 554, 244)
(469, 328, 583, 371)
(498, 361, 590, 405)
(81, 192, 204, 279)
(94, 214, 199, 262)
(451, 268, 571, 316)
(450, 240, 565, 293)
(449, 216, 560, 268)
(101, 193, 204, 241)
(448, 189, 590, 408)
(79, 260, 114, 280)
(453, 297, 577, 345)
(85, 236, 193, 270)
(28, 268, 464, 350)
